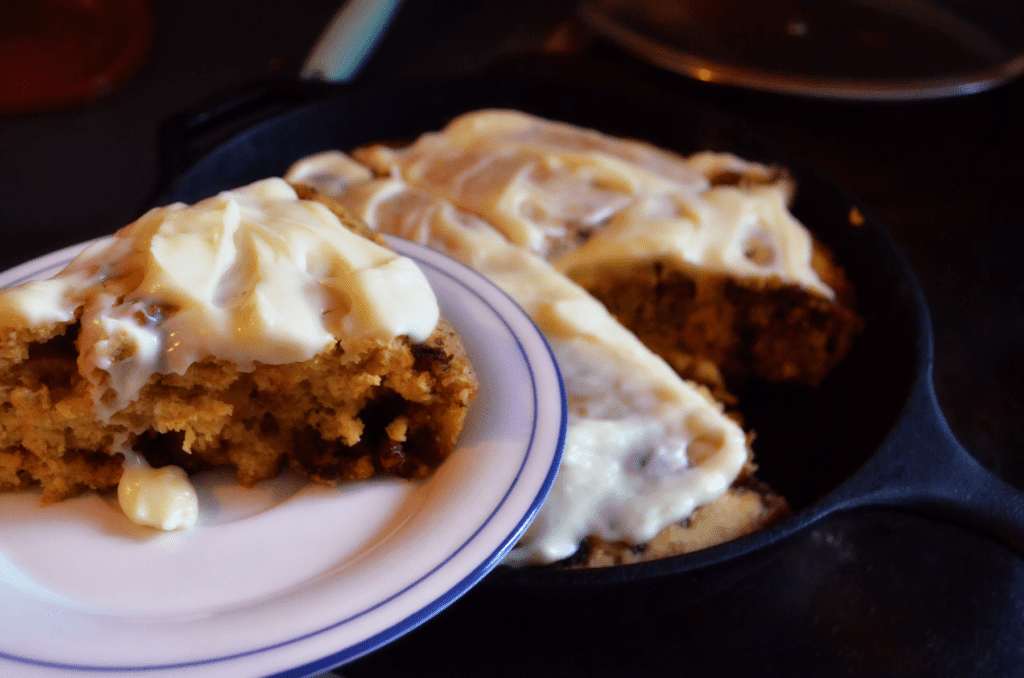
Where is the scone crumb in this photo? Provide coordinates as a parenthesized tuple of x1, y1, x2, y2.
(386, 416, 409, 442)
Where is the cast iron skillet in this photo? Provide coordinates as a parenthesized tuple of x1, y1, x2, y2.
(155, 69, 1024, 589)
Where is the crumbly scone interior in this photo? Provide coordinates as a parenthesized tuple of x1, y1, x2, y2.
(578, 259, 862, 389)
(0, 315, 475, 503)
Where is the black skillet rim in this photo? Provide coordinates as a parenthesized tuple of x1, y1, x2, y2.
(154, 65, 995, 587)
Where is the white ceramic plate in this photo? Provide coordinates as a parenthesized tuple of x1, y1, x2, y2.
(0, 237, 566, 678)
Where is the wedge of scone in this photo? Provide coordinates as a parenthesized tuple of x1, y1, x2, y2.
(0, 178, 477, 530)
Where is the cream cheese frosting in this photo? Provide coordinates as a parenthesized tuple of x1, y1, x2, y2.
(555, 184, 835, 299)
(353, 109, 706, 256)
(2, 177, 439, 418)
(1, 177, 440, 530)
(285, 156, 750, 565)
(352, 109, 833, 298)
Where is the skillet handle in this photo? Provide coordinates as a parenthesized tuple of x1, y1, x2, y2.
(825, 373, 1024, 557)
(153, 78, 337, 201)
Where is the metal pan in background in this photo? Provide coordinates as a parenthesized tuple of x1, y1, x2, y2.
(578, 0, 1024, 100)
(155, 69, 1024, 676)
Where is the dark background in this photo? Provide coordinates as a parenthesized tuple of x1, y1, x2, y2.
(1, 1, 1022, 676)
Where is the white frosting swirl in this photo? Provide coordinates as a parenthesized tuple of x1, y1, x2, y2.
(353, 109, 833, 298)
(2, 178, 440, 419)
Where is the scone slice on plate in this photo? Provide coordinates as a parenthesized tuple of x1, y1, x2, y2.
(0, 178, 477, 530)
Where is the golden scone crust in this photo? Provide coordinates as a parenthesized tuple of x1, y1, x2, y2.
(552, 468, 790, 568)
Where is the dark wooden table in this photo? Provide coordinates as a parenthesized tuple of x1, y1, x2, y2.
(1, 2, 1021, 676)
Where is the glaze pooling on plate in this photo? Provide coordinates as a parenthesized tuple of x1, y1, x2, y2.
(0, 237, 565, 678)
